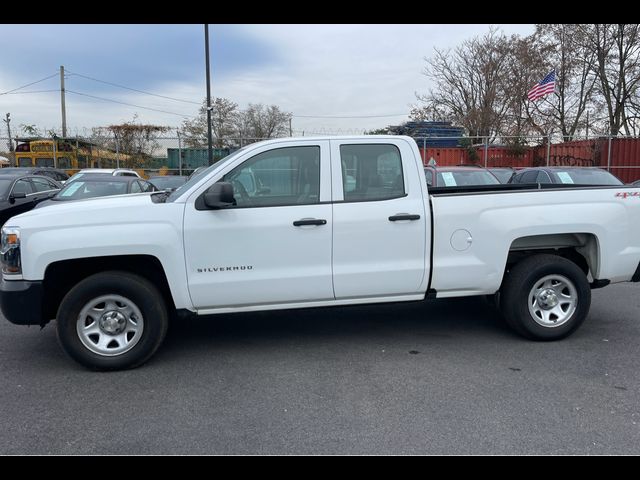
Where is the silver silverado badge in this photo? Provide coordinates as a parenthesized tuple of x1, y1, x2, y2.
(197, 266, 253, 273)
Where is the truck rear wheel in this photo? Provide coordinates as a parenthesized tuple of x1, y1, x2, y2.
(56, 271, 169, 370)
(500, 254, 591, 340)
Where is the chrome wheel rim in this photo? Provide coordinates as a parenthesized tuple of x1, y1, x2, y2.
(76, 294, 144, 356)
(528, 274, 577, 328)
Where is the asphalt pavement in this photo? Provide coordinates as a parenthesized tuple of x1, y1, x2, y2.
(1, 283, 640, 455)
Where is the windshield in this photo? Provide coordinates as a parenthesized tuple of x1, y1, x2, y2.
(67, 172, 87, 183)
(550, 169, 623, 185)
(436, 170, 500, 187)
(149, 176, 187, 190)
(166, 147, 248, 202)
(0, 178, 14, 200)
(54, 180, 129, 201)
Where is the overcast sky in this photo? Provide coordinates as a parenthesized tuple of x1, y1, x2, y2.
(0, 24, 535, 137)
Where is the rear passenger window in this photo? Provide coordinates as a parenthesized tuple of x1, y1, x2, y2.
(339, 144, 404, 201)
(31, 177, 57, 192)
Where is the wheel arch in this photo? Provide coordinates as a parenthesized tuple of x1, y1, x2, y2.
(504, 232, 600, 281)
(42, 255, 176, 321)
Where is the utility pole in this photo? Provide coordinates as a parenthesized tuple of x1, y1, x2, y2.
(177, 128, 183, 176)
(289, 117, 292, 137)
(114, 132, 120, 169)
(60, 66, 68, 138)
(3, 113, 13, 152)
(204, 24, 213, 166)
(586, 110, 590, 140)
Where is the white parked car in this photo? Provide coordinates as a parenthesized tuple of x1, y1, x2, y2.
(67, 168, 141, 183)
(2, 135, 640, 370)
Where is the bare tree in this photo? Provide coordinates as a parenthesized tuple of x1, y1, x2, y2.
(414, 28, 512, 140)
(578, 24, 640, 135)
(180, 99, 290, 147)
(181, 97, 239, 148)
(239, 103, 292, 141)
(500, 34, 550, 139)
(19, 124, 41, 137)
(523, 24, 599, 141)
(92, 115, 170, 168)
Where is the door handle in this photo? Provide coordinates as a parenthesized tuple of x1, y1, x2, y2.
(389, 214, 420, 221)
(293, 218, 327, 227)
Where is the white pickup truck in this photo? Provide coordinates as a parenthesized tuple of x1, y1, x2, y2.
(2, 136, 640, 370)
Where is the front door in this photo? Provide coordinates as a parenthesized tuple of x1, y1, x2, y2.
(183, 141, 334, 310)
(1, 178, 35, 226)
(330, 139, 430, 299)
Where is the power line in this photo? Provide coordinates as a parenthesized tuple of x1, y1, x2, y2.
(66, 90, 197, 118)
(292, 113, 408, 119)
(66, 70, 202, 106)
(66, 70, 409, 119)
(59, 70, 411, 120)
(2, 89, 60, 95)
(0, 73, 58, 96)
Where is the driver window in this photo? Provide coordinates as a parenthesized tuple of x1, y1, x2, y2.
(222, 146, 320, 208)
(12, 179, 33, 196)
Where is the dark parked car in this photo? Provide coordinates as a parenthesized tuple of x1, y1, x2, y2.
(147, 175, 188, 191)
(35, 175, 157, 209)
(424, 165, 501, 187)
(509, 167, 623, 186)
(0, 167, 69, 184)
(0, 174, 62, 225)
(488, 167, 517, 184)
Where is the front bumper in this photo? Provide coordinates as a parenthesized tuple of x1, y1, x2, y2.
(0, 279, 44, 325)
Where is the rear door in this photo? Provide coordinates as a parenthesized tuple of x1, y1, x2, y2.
(330, 139, 430, 299)
(30, 177, 60, 204)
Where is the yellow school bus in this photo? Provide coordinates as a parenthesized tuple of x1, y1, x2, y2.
(13, 137, 132, 174)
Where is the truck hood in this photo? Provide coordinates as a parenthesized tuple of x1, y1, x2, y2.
(5, 193, 163, 229)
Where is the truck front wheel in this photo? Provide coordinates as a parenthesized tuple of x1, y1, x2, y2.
(500, 254, 591, 340)
(56, 271, 169, 370)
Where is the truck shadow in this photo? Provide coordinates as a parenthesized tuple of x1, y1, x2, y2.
(161, 295, 512, 354)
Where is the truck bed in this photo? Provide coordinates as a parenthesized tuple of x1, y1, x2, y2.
(428, 182, 630, 196)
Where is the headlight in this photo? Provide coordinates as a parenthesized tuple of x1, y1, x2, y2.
(1, 226, 21, 274)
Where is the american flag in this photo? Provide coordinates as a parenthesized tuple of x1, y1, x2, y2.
(527, 70, 556, 101)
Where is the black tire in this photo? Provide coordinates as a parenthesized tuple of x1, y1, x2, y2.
(500, 254, 591, 340)
(56, 271, 169, 371)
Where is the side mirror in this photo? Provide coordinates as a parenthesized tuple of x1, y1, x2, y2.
(9, 192, 27, 203)
(203, 182, 235, 209)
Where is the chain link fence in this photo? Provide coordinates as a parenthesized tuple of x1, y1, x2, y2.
(415, 134, 640, 183)
(2, 134, 640, 183)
